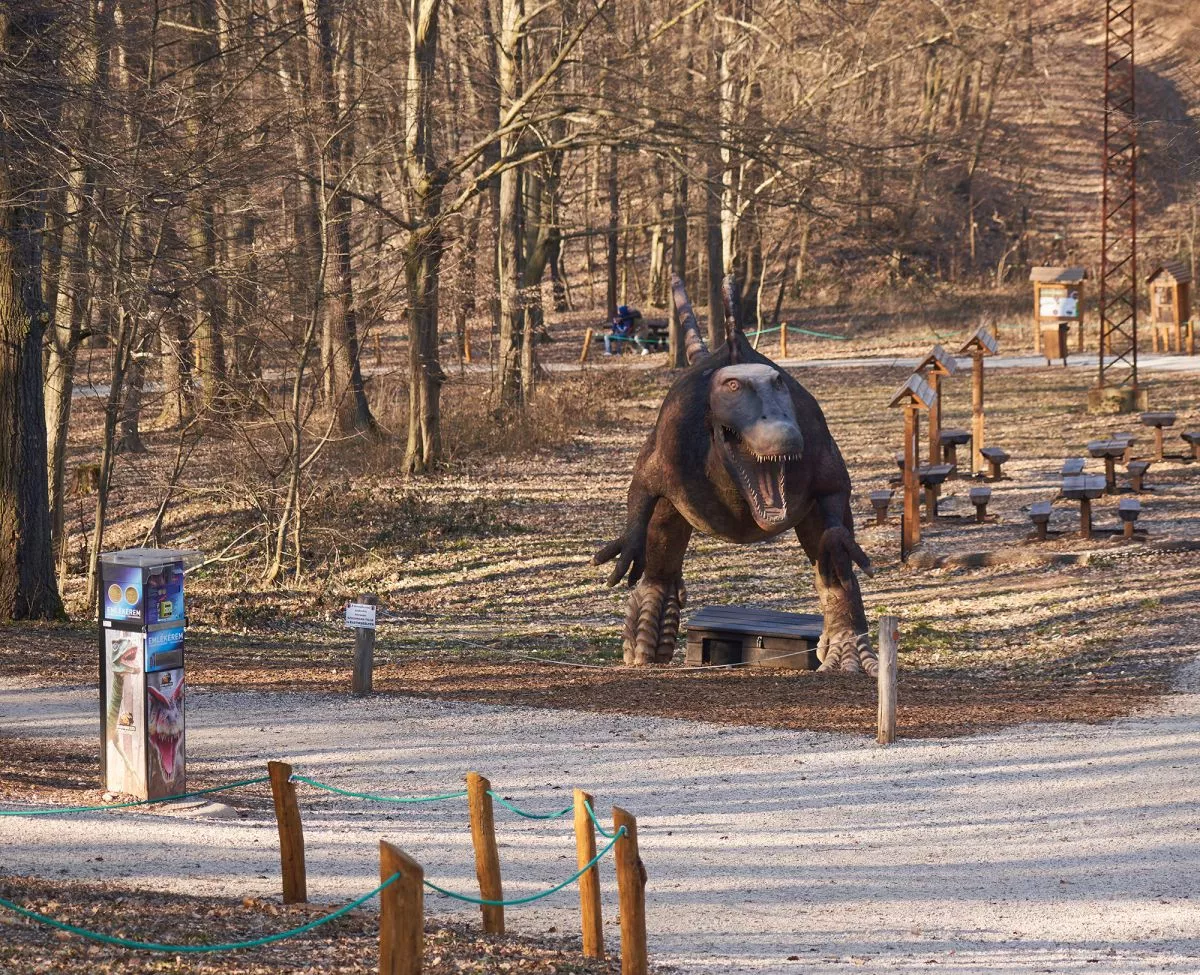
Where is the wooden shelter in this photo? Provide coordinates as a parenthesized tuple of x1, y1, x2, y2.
(1146, 262, 1192, 355)
(1030, 266, 1087, 355)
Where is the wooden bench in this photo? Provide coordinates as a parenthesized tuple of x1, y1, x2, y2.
(1062, 474, 1106, 539)
(1140, 411, 1178, 461)
(918, 463, 955, 522)
(979, 446, 1010, 481)
(1029, 500, 1054, 541)
(869, 489, 894, 525)
(1117, 498, 1142, 540)
(1127, 460, 1150, 493)
(968, 485, 992, 523)
(1182, 431, 1200, 461)
(938, 429, 971, 471)
(1112, 431, 1136, 462)
(1087, 439, 1127, 493)
(684, 605, 822, 670)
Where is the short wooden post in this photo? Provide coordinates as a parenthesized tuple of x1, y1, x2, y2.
(463, 325, 472, 364)
(351, 593, 379, 697)
(971, 352, 985, 475)
(466, 772, 504, 934)
(379, 841, 424, 975)
(574, 789, 605, 959)
(612, 806, 648, 975)
(779, 322, 788, 359)
(876, 616, 898, 745)
(902, 404, 921, 557)
(580, 327, 594, 363)
(268, 760, 307, 904)
(1080, 498, 1093, 539)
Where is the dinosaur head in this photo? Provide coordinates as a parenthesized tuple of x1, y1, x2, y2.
(148, 678, 184, 780)
(709, 364, 804, 530)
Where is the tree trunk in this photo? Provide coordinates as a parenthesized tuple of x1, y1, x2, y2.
(0, 7, 65, 619)
(606, 144, 619, 321)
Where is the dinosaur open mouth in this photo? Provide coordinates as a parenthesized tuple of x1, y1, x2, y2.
(150, 728, 182, 779)
(717, 426, 795, 529)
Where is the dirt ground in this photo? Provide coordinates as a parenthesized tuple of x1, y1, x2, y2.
(9, 345, 1200, 973)
(35, 355, 1200, 739)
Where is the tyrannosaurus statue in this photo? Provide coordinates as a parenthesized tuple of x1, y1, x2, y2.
(594, 273, 876, 675)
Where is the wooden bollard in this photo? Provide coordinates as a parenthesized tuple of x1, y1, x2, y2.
(612, 806, 648, 975)
(466, 772, 504, 934)
(580, 327, 594, 364)
(876, 616, 899, 746)
(379, 841, 424, 975)
(779, 322, 788, 359)
(574, 789, 604, 959)
(350, 593, 379, 697)
(268, 760, 307, 904)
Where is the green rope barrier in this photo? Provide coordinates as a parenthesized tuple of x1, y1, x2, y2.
(0, 776, 271, 817)
(0, 873, 399, 953)
(582, 799, 618, 839)
(485, 790, 572, 820)
(423, 828, 625, 907)
(292, 775, 468, 804)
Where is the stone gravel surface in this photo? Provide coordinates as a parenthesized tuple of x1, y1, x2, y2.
(2, 665, 1199, 974)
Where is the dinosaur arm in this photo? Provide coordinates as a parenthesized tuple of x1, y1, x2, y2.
(816, 491, 873, 585)
(592, 478, 658, 587)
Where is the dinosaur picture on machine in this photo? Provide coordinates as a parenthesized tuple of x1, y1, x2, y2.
(595, 273, 876, 675)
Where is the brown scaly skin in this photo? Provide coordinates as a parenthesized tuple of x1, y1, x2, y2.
(594, 275, 875, 675)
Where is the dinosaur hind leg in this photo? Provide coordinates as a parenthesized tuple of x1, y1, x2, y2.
(622, 499, 692, 666)
(796, 501, 876, 677)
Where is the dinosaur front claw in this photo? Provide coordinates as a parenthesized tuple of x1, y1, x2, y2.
(622, 577, 686, 666)
(817, 631, 877, 677)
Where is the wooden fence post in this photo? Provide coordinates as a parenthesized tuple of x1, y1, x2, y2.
(268, 760, 307, 904)
(876, 616, 899, 745)
(580, 327, 594, 363)
(612, 806, 648, 975)
(351, 593, 379, 697)
(779, 322, 788, 360)
(379, 840, 424, 975)
(574, 789, 604, 959)
(466, 771, 505, 934)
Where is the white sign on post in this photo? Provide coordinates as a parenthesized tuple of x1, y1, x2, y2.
(345, 602, 377, 629)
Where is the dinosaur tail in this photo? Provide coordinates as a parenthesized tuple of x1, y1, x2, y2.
(669, 271, 709, 365)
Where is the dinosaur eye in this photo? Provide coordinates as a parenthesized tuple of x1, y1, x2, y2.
(725, 379, 740, 391)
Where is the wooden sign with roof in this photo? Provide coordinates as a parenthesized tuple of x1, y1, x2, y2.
(1145, 261, 1192, 355)
(1030, 266, 1087, 355)
(915, 345, 956, 466)
(888, 373, 936, 411)
(958, 327, 997, 474)
(888, 373, 935, 559)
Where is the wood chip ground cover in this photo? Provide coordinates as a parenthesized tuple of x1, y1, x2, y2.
(0, 874, 616, 975)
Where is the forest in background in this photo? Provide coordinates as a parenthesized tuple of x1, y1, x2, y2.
(2, 0, 1200, 620)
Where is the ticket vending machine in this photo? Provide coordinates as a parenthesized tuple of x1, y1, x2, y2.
(99, 548, 200, 800)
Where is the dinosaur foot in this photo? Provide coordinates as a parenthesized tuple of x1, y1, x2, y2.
(622, 577, 686, 666)
(816, 630, 877, 677)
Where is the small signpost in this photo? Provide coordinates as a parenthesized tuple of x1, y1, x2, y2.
(888, 374, 936, 560)
(916, 344, 957, 467)
(959, 326, 998, 475)
(347, 594, 379, 697)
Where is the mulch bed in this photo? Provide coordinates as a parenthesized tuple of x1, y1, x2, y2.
(0, 874, 617, 975)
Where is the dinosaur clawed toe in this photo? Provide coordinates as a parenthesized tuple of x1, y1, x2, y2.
(622, 577, 686, 666)
(816, 630, 877, 677)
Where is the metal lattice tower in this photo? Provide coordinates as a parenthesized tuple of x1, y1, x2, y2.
(1098, 0, 1138, 390)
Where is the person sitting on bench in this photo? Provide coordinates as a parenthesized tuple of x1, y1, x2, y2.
(603, 305, 648, 355)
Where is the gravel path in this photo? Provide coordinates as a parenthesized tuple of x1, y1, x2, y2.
(2, 666, 1199, 974)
